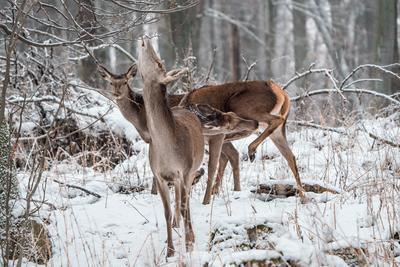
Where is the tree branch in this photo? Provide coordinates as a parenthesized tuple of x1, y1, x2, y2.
(290, 88, 400, 106)
(53, 179, 101, 198)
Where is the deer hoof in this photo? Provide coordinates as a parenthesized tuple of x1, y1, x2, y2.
(172, 218, 180, 228)
(211, 185, 219, 195)
(249, 153, 256, 162)
(300, 195, 310, 204)
(166, 246, 175, 257)
(298, 190, 309, 204)
(202, 198, 210, 205)
(186, 231, 195, 251)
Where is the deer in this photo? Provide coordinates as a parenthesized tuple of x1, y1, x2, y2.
(135, 37, 257, 256)
(97, 65, 255, 195)
(179, 80, 307, 204)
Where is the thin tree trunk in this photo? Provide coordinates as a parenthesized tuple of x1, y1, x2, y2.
(230, 24, 241, 81)
(0, 2, 25, 263)
(293, 0, 307, 71)
(76, 0, 102, 87)
(265, 0, 276, 77)
(373, 0, 399, 94)
(168, 0, 202, 65)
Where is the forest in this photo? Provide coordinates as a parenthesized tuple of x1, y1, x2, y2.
(0, 0, 399, 266)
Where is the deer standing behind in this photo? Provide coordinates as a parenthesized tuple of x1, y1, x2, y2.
(180, 80, 306, 203)
(98, 65, 255, 195)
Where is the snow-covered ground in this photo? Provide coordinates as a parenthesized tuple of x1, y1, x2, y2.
(12, 97, 400, 266)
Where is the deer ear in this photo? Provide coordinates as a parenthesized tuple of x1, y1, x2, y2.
(195, 104, 222, 128)
(196, 104, 217, 116)
(161, 68, 188, 85)
(98, 65, 113, 81)
(126, 64, 137, 80)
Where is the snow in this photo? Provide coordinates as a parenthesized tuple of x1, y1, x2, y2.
(6, 89, 400, 266)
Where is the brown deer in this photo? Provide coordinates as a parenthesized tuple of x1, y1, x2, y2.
(137, 37, 202, 256)
(180, 80, 306, 203)
(136, 38, 255, 256)
(97, 65, 254, 195)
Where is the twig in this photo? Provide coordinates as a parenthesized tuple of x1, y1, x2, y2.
(288, 120, 347, 135)
(343, 78, 382, 89)
(290, 120, 400, 148)
(283, 64, 346, 100)
(241, 56, 257, 81)
(205, 48, 217, 84)
(125, 200, 149, 223)
(204, 8, 265, 45)
(323, 69, 347, 101)
(7, 94, 103, 120)
(108, 0, 199, 14)
(29, 198, 57, 211)
(283, 66, 330, 90)
(53, 179, 101, 198)
(340, 63, 400, 90)
(290, 88, 400, 106)
(69, 43, 137, 62)
(364, 131, 400, 148)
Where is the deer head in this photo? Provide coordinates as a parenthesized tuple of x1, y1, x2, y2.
(98, 65, 137, 99)
(138, 38, 188, 86)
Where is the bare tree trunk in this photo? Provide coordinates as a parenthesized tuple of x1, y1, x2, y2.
(373, 0, 399, 94)
(76, 0, 102, 87)
(230, 24, 241, 81)
(264, 0, 276, 77)
(168, 0, 203, 65)
(293, 0, 308, 71)
(190, 1, 205, 63)
(310, 0, 348, 79)
(0, 2, 25, 263)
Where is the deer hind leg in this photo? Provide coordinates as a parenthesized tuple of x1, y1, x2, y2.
(270, 125, 306, 200)
(212, 150, 228, 195)
(227, 143, 241, 191)
(151, 176, 158, 194)
(172, 179, 181, 228)
(248, 114, 285, 162)
(203, 134, 225, 205)
(156, 178, 175, 257)
(213, 142, 240, 194)
(181, 180, 194, 251)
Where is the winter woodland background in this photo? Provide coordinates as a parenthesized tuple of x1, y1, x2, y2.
(0, 0, 399, 266)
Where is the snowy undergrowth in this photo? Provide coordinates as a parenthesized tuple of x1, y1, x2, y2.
(12, 105, 400, 266)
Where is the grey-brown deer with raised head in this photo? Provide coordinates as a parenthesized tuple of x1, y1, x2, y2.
(180, 80, 306, 204)
(137, 37, 204, 257)
(97, 65, 256, 194)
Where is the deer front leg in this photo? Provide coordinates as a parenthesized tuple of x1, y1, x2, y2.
(172, 179, 181, 228)
(181, 180, 194, 251)
(156, 178, 174, 257)
(248, 115, 284, 162)
(203, 134, 225, 205)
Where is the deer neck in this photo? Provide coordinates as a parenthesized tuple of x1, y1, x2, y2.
(115, 85, 151, 143)
(142, 81, 176, 144)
